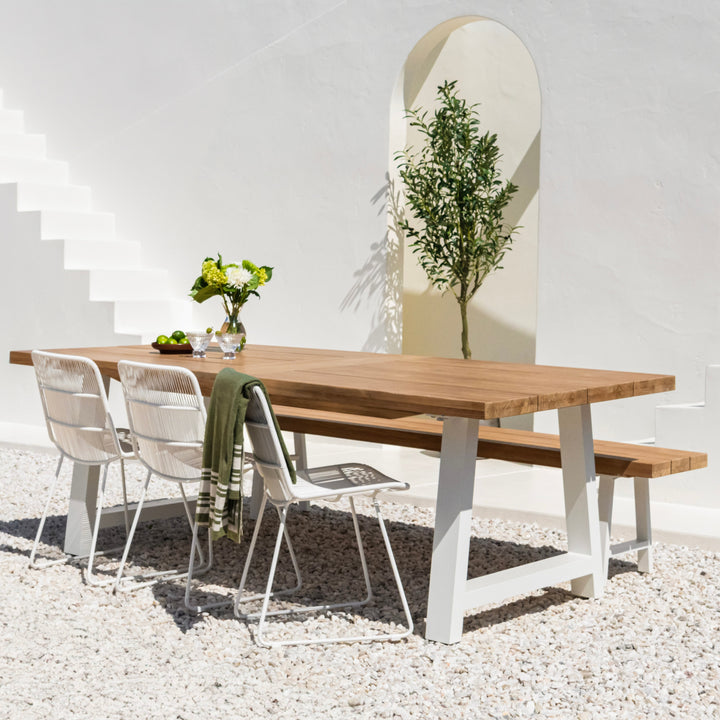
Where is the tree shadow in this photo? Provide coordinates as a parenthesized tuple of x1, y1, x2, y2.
(340, 174, 403, 353)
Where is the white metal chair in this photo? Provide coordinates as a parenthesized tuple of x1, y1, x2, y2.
(116, 360, 211, 593)
(232, 385, 414, 647)
(30, 350, 132, 585)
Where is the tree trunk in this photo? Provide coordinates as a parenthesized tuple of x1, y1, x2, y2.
(459, 298, 471, 359)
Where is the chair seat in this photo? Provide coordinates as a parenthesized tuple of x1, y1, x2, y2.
(292, 463, 409, 501)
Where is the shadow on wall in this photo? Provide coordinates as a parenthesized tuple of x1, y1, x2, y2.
(340, 176, 402, 353)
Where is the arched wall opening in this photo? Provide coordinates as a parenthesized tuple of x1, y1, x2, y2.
(388, 16, 541, 368)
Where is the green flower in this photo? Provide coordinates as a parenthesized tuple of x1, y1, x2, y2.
(202, 261, 227, 288)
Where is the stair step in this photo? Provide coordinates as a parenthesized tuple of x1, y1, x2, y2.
(0, 156, 67, 183)
(0, 133, 46, 159)
(88, 268, 171, 301)
(114, 299, 194, 338)
(16, 182, 92, 211)
(0, 109, 24, 133)
(64, 238, 142, 270)
(40, 210, 114, 240)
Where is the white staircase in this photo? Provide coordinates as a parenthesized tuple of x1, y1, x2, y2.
(0, 88, 191, 338)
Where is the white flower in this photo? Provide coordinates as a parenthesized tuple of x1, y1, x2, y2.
(226, 266, 253, 288)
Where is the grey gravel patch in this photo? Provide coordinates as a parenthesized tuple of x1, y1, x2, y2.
(1, 447, 720, 719)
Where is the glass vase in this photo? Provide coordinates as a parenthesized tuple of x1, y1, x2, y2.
(221, 308, 246, 353)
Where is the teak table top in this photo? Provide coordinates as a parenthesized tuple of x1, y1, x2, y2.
(9, 344, 675, 420)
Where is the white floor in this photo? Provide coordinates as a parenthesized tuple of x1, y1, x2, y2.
(4, 422, 719, 551)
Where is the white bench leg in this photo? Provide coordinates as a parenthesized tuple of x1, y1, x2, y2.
(597, 474, 616, 577)
(634, 477, 653, 573)
(598, 475, 653, 575)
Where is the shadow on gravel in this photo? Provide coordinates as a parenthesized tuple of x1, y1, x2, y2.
(144, 502, 637, 639)
(1, 502, 638, 640)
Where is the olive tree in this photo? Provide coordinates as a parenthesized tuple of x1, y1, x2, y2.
(395, 80, 519, 360)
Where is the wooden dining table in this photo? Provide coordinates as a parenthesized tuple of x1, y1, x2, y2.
(9, 343, 674, 644)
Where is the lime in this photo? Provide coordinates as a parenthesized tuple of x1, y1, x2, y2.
(167, 338, 178, 344)
(156, 334, 169, 344)
(171, 330, 186, 341)
(179, 337, 190, 344)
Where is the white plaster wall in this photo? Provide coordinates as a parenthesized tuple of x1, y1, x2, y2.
(1, 1, 718, 450)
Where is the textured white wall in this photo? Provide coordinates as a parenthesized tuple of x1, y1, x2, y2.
(1, 1, 718, 445)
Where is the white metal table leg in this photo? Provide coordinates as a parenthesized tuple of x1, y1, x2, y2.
(598, 474, 616, 577)
(63, 375, 113, 556)
(558, 404, 605, 598)
(294, 432, 311, 512)
(425, 416, 480, 644)
(63, 462, 100, 556)
(634, 477, 653, 573)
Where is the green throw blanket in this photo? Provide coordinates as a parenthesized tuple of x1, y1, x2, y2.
(195, 368, 295, 542)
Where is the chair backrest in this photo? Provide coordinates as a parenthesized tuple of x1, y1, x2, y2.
(118, 361, 206, 481)
(32, 350, 121, 464)
(245, 386, 297, 502)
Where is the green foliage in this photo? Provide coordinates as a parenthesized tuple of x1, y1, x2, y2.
(395, 80, 519, 359)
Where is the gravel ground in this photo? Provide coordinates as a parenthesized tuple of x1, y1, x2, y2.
(1, 447, 719, 720)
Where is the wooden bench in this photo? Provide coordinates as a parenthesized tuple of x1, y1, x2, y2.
(270, 406, 707, 576)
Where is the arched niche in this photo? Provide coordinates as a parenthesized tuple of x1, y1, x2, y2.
(388, 17, 541, 366)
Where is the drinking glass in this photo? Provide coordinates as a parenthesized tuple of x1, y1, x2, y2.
(217, 332, 244, 360)
(186, 330, 213, 358)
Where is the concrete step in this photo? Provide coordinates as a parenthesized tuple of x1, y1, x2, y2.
(0, 156, 67, 183)
(88, 268, 171, 301)
(63, 238, 142, 270)
(114, 298, 194, 338)
(0, 109, 24, 133)
(40, 210, 115, 240)
(16, 182, 91, 211)
(0, 133, 46, 159)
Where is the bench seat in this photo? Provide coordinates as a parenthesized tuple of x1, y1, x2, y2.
(272, 406, 707, 575)
(273, 406, 706, 479)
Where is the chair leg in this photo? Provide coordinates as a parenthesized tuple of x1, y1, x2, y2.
(113, 469, 152, 593)
(245, 497, 413, 647)
(85, 464, 115, 586)
(349, 496, 373, 604)
(185, 525, 228, 614)
(372, 499, 413, 641)
(29, 455, 66, 569)
(254, 506, 291, 647)
(634, 477, 653, 573)
(235, 497, 303, 620)
(178, 483, 205, 567)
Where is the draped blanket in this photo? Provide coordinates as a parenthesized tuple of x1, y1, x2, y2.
(195, 368, 294, 542)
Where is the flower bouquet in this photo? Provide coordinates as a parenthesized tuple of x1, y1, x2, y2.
(189, 253, 273, 335)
